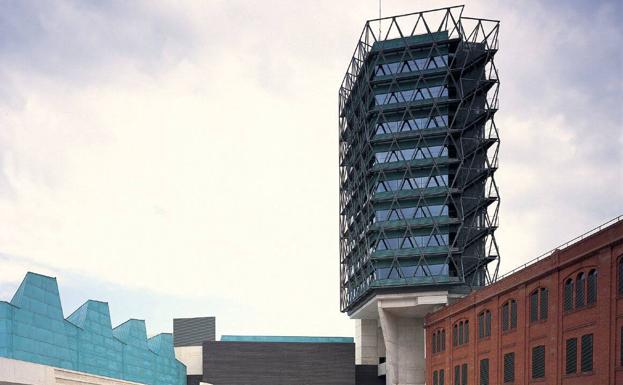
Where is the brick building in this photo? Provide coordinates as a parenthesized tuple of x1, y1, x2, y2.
(425, 216, 623, 385)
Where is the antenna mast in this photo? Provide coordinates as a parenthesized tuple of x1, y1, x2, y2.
(379, 0, 382, 39)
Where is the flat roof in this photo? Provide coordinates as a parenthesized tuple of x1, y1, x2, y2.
(220, 335, 354, 344)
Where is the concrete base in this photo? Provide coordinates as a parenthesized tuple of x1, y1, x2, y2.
(350, 291, 451, 385)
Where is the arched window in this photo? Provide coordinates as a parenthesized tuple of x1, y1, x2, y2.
(458, 321, 464, 345)
(502, 300, 517, 332)
(432, 331, 437, 353)
(530, 290, 539, 322)
(539, 288, 548, 320)
(453, 321, 468, 347)
(510, 300, 517, 329)
(576, 272, 586, 308)
(530, 287, 549, 322)
(587, 269, 597, 305)
(478, 310, 492, 338)
(441, 329, 445, 351)
(564, 278, 574, 311)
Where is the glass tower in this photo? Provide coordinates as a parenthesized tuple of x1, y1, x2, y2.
(339, 6, 500, 313)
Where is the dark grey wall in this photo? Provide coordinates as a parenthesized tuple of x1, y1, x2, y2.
(186, 375, 203, 385)
(203, 341, 355, 385)
(173, 317, 215, 347)
(355, 365, 385, 385)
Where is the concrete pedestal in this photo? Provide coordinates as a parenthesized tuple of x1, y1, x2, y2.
(351, 291, 451, 385)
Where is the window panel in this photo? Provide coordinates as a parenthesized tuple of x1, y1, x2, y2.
(576, 273, 586, 308)
(461, 363, 468, 385)
(564, 279, 574, 311)
(532, 345, 545, 379)
(503, 352, 514, 383)
(566, 338, 577, 374)
(440, 369, 445, 385)
(485, 311, 491, 337)
(502, 303, 509, 331)
(464, 320, 469, 343)
(530, 291, 538, 322)
(454, 365, 460, 385)
(587, 270, 597, 305)
(619, 259, 623, 295)
(581, 334, 593, 373)
(434, 370, 439, 385)
(510, 300, 517, 329)
(479, 359, 489, 385)
(540, 288, 548, 320)
(478, 312, 484, 339)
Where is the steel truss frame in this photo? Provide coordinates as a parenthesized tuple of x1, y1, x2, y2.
(339, 6, 501, 313)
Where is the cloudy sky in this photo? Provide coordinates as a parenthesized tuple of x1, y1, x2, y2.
(0, 0, 621, 338)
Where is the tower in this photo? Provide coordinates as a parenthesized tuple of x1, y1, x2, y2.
(338, 6, 500, 384)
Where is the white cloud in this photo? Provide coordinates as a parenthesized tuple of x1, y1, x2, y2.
(0, 0, 621, 337)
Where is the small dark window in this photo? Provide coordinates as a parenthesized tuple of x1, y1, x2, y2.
(455, 365, 460, 385)
(530, 290, 539, 322)
(503, 352, 514, 383)
(459, 321, 464, 345)
(453, 324, 458, 346)
(532, 345, 545, 379)
(566, 338, 577, 374)
(434, 370, 439, 385)
(462, 363, 468, 385)
(540, 288, 548, 320)
(619, 259, 623, 295)
(478, 310, 491, 338)
(464, 320, 469, 343)
(478, 312, 484, 338)
(510, 300, 517, 329)
(440, 369, 445, 385)
(581, 334, 593, 373)
(438, 331, 442, 353)
(564, 278, 574, 311)
(587, 269, 597, 305)
(576, 272, 586, 308)
(502, 302, 510, 331)
(621, 327, 623, 367)
(441, 329, 446, 351)
(433, 332, 437, 353)
(480, 359, 489, 385)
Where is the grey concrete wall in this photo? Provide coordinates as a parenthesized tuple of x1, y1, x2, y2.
(203, 341, 355, 385)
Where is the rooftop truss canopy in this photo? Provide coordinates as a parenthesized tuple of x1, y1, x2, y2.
(338, 6, 500, 313)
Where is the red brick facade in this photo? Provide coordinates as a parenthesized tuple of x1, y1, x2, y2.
(425, 218, 623, 385)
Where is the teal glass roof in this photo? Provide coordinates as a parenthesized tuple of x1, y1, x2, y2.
(0, 272, 186, 385)
(220, 335, 354, 343)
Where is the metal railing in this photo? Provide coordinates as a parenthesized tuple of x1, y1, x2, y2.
(496, 214, 623, 282)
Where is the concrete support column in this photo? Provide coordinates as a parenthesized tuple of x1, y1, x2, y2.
(378, 309, 424, 385)
(355, 319, 379, 365)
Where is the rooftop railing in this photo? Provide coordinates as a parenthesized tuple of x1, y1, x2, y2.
(496, 214, 623, 281)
